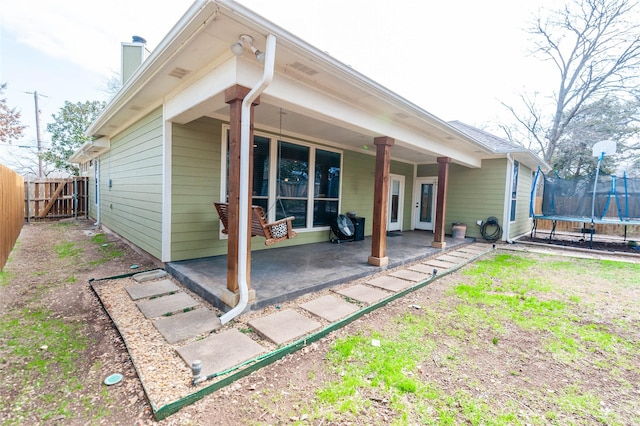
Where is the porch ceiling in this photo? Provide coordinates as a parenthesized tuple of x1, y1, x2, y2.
(205, 102, 454, 165)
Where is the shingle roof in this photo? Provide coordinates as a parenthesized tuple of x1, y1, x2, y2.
(448, 120, 522, 153)
(447, 120, 550, 171)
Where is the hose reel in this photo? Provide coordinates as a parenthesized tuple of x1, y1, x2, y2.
(480, 216, 503, 242)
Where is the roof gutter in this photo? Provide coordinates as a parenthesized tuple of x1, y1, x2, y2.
(219, 33, 277, 325)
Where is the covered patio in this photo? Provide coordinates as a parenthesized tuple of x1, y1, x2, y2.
(166, 231, 475, 312)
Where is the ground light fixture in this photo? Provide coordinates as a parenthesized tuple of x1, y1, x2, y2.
(230, 34, 265, 63)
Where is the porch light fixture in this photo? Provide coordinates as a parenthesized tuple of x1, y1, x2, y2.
(230, 34, 265, 63)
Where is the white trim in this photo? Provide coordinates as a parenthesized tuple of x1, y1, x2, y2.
(410, 164, 417, 228)
(161, 116, 172, 262)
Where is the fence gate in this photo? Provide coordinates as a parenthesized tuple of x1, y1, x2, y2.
(24, 177, 89, 221)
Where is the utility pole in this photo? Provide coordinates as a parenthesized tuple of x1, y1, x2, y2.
(26, 91, 45, 178)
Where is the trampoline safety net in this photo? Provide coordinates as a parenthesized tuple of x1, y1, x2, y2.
(539, 172, 640, 220)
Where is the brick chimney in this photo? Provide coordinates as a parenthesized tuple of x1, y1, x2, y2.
(121, 36, 149, 85)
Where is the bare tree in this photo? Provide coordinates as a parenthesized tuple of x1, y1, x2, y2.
(101, 71, 122, 100)
(8, 149, 60, 178)
(503, 0, 640, 169)
(554, 96, 640, 176)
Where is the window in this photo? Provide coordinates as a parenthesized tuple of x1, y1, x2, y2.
(223, 128, 342, 231)
(313, 149, 340, 226)
(277, 141, 309, 228)
(252, 136, 270, 211)
(510, 160, 519, 222)
(94, 159, 99, 206)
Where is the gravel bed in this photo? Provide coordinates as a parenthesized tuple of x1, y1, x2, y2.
(90, 251, 478, 414)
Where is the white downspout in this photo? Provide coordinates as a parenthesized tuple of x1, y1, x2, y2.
(94, 159, 101, 226)
(220, 34, 277, 325)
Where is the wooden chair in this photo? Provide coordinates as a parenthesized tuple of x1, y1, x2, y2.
(214, 202, 297, 246)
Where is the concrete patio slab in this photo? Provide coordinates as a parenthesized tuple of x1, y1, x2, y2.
(152, 308, 222, 344)
(176, 329, 266, 379)
(388, 269, 430, 283)
(366, 275, 413, 292)
(126, 279, 180, 300)
(167, 232, 474, 312)
(334, 284, 390, 304)
(132, 269, 168, 283)
(300, 295, 359, 322)
(136, 292, 199, 318)
(249, 309, 321, 345)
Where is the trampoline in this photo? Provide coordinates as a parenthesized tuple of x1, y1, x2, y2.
(530, 167, 640, 247)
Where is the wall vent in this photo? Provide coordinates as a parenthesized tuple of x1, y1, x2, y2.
(168, 67, 190, 79)
(289, 61, 318, 76)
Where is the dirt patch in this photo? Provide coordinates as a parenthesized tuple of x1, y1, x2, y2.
(1, 221, 638, 424)
(519, 232, 640, 254)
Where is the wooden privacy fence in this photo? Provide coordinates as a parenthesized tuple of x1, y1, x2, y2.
(24, 177, 89, 221)
(1, 164, 24, 272)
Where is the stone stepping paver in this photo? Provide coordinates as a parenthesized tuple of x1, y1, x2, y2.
(423, 259, 457, 270)
(132, 269, 168, 283)
(437, 254, 466, 264)
(249, 309, 321, 345)
(176, 329, 266, 379)
(136, 292, 199, 318)
(366, 275, 413, 292)
(300, 295, 359, 322)
(446, 250, 477, 259)
(126, 279, 180, 300)
(389, 269, 430, 283)
(152, 308, 222, 344)
(335, 284, 390, 304)
(458, 245, 488, 254)
(407, 263, 438, 275)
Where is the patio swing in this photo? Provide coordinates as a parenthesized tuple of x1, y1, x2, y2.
(214, 108, 298, 246)
(214, 201, 297, 246)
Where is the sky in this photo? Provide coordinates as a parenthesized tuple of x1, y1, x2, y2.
(0, 0, 554, 165)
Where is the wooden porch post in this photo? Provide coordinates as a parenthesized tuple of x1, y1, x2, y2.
(223, 84, 260, 307)
(368, 136, 394, 266)
(432, 156, 451, 249)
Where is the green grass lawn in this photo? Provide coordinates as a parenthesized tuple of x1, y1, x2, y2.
(254, 252, 640, 425)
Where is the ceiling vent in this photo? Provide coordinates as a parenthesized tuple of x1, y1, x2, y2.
(168, 67, 190, 79)
(289, 61, 319, 76)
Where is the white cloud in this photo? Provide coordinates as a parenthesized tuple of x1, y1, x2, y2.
(1, 0, 193, 74)
(1, 0, 556, 147)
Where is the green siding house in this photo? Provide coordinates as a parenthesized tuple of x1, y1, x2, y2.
(70, 0, 547, 266)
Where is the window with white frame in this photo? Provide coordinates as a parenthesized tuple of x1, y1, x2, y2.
(510, 160, 519, 222)
(223, 129, 341, 230)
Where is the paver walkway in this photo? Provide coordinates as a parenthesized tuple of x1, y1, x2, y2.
(120, 242, 492, 380)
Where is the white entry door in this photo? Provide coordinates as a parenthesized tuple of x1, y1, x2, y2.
(388, 175, 404, 231)
(414, 177, 437, 231)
